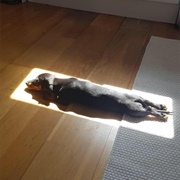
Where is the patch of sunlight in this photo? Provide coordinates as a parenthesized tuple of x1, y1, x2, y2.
(11, 68, 174, 137)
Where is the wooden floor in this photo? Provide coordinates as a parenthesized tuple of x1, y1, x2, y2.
(0, 2, 180, 180)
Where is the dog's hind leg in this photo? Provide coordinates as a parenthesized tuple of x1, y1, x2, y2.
(145, 100, 167, 110)
(148, 107, 168, 121)
(135, 99, 167, 110)
(126, 102, 167, 120)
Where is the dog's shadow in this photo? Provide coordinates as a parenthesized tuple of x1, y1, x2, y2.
(25, 89, 162, 123)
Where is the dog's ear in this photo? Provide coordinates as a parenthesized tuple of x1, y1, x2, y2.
(41, 79, 49, 85)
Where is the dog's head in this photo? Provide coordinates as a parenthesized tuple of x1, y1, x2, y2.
(26, 73, 55, 91)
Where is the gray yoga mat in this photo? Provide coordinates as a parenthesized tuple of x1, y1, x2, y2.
(103, 36, 180, 180)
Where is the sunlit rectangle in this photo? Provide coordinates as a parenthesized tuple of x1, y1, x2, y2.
(11, 68, 174, 137)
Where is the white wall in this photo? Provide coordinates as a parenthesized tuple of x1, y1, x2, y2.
(176, 8, 180, 27)
(147, 0, 179, 4)
(29, 0, 179, 23)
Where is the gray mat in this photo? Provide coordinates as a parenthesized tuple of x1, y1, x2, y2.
(103, 36, 180, 180)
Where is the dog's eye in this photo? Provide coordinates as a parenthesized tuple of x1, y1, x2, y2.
(33, 79, 39, 85)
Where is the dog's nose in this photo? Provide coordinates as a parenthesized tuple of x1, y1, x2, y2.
(26, 81, 32, 87)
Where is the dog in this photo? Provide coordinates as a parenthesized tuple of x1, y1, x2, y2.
(26, 73, 171, 121)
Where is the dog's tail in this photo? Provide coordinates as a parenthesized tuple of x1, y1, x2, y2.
(156, 110, 173, 115)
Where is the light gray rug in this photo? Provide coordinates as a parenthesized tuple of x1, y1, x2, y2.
(103, 36, 180, 180)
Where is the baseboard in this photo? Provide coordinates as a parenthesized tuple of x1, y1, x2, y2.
(28, 0, 179, 24)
